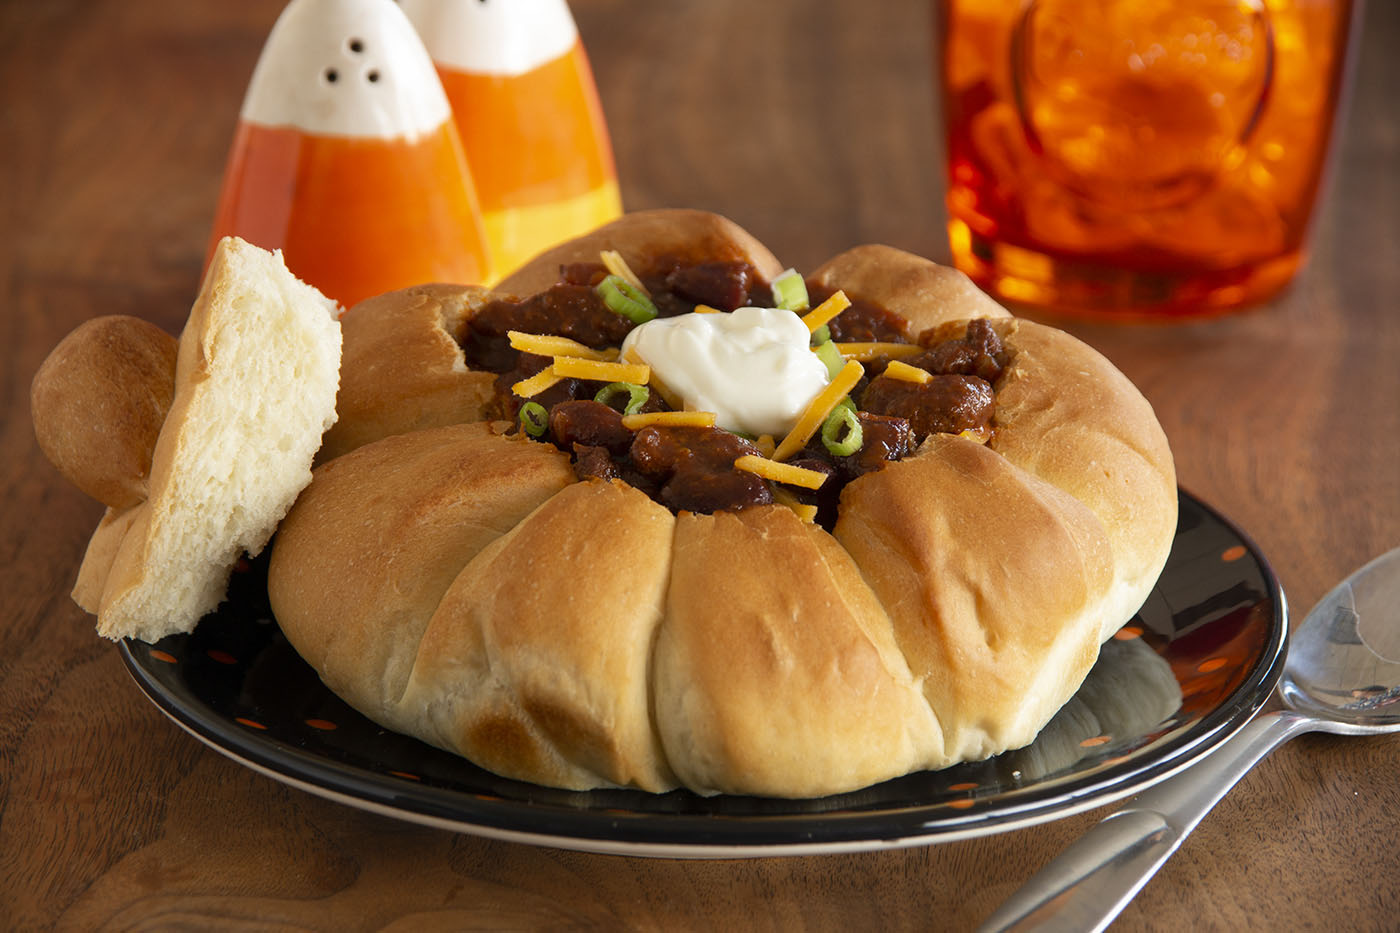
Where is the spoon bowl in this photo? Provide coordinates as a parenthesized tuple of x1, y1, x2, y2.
(981, 544, 1400, 932)
(1281, 546, 1400, 730)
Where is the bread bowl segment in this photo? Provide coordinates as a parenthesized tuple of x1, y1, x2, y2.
(492, 208, 785, 298)
(654, 506, 944, 797)
(397, 479, 678, 792)
(808, 244, 1010, 335)
(318, 284, 498, 463)
(834, 434, 1115, 764)
(268, 422, 575, 726)
(987, 320, 1177, 641)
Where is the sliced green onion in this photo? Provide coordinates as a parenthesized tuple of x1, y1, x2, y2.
(596, 274, 658, 324)
(771, 268, 810, 312)
(813, 339, 845, 379)
(519, 401, 549, 438)
(810, 324, 831, 346)
(594, 381, 650, 415)
(820, 403, 863, 457)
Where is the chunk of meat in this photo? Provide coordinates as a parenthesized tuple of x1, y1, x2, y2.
(860, 373, 995, 441)
(550, 400, 633, 455)
(630, 425, 772, 513)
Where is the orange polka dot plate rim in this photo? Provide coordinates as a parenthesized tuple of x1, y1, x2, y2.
(116, 489, 1285, 858)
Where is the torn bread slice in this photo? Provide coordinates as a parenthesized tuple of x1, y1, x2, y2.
(90, 236, 342, 642)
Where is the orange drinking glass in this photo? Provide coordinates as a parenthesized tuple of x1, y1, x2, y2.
(207, 0, 493, 309)
(938, 0, 1358, 317)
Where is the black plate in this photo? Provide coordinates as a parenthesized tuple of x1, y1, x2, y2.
(120, 490, 1286, 857)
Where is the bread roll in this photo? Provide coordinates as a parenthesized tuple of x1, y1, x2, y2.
(398, 478, 678, 792)
(809, 244, 1010, 333)
(266, 212, 1178, 797)
(31, 315, 177, 509)
(655, 506, 942, 796)
(834, 435, 1114, 764)
(987, 320, 1177, 640)
(268, 422, 576, 725)
(318, 284, 497, 462)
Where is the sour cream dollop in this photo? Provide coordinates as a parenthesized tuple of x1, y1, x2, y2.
(620, 307, 831, 437)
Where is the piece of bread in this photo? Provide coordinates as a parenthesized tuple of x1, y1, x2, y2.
(31, 315, 178, 509)
(36, 236, 343, 642)
(809, 243, 1011, 333)
(268, 422, 576, 727)
(317, 284, 497, 463)
(267, 211, 1178, 797)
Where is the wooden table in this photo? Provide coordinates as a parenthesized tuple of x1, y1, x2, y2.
(4, 0, 1397, 928)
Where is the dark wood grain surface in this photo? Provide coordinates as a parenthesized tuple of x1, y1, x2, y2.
(3, 0, 1397, 929)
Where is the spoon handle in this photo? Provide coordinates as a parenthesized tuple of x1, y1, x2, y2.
(978, 710, 1316, 933)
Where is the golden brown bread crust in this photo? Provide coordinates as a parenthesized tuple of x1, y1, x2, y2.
(834, 435, 1116, 764)
(268, 422, 576, 725)
(264, 212, 1178, 797)
(72, 505, 145, 613)
(988, 319, 1177, 640)
(399, 479, 678, 792)
(492, 208, 786, 298)
(809, 244, 1011, 334)
(31, 315, 177, 509)
(655, 506, 942, 796)
(318, 284, 497, 463)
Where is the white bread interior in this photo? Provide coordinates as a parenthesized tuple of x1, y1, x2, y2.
(89, 237, 342, 642)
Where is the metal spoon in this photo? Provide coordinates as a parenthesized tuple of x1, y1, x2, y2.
(980, 545, 1400, 932)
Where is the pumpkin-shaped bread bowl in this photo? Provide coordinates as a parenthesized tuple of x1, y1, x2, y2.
(268, 210, 1177, 798)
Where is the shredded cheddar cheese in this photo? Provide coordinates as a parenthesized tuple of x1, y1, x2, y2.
(692, 304, 721, 314)
(600, 249, 649, 296)
(771, 486, 819, 522)
(512, 367, 563, 398)
(734, 454, 829, 490)
(755, 434, 776, 458)
(883, 360, 933, 384)
(771, 360, 865, 461)
(551, 357, 650, 384)
(833, 341, 922, 361)
(622, 411, 717, 430)
(508, 331, 608, 361)
(801, 290, 851, 333)
(958, 426, 992, 445)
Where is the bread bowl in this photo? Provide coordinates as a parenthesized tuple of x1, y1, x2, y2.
(269, 209, 1176, 798)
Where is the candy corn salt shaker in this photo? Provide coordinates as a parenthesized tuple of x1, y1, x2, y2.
(207, 0, 493, 308)
(400, 0, 622, 277)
